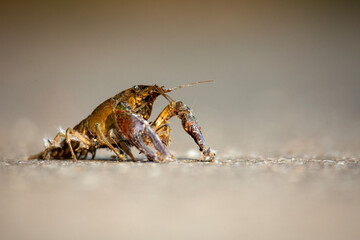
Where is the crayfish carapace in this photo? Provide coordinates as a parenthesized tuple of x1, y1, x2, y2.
(28, 81, 216, 162)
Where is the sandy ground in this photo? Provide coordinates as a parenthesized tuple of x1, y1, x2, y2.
(1, 153, 360, 240)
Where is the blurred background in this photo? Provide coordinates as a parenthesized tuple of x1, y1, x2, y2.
(0, 0, 360, 155)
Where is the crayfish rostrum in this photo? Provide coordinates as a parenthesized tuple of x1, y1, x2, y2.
(28, 81, 216, 162)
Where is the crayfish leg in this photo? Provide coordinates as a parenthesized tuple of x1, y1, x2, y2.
(108, 129, 136, 162)
(37, 132, 65, 160)
(94, 123, 126, 161)
(65, 128, 92, 161)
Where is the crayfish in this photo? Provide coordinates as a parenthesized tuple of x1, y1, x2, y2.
(28, 81, 216, 162)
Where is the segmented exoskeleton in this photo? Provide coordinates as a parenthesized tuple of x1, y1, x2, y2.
(28, 81, 216, 162)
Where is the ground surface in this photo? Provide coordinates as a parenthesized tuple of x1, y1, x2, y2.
(1, 153, 360, 240)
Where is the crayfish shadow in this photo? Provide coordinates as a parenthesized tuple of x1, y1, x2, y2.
(82, 157, 200, 163)
(176, 157, 201, 162)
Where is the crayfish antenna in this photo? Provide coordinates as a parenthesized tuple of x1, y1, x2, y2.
(156, 86, 174, 104)
(164, 80, 214, 93)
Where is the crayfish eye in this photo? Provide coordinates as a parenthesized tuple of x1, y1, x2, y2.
(133, 85, 139, 90)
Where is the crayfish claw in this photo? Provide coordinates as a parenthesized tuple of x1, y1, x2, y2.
(174, 101, 216, 162)
(116, 108, 173, 162)
(200, 147, 216, 162)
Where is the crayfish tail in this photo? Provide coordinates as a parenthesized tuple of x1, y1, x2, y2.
(27, 152, 45, 160)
